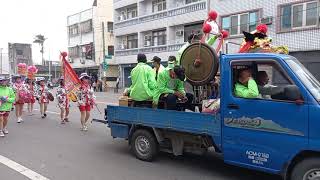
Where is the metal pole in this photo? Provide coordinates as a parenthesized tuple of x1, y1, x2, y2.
(48, 61, 51, 81)
(102, 22, 106, 91)
(54, 64, 57, 79)
(0, 48, 3, 74)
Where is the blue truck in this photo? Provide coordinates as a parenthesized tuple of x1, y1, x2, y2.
(106, 53, 320, 180)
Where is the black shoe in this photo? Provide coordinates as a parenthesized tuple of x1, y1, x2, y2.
(44, 113, 47, 117)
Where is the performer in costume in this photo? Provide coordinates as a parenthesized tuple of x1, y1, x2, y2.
(0, 76, 15, 137)
(12, 75, 28, 123)
(25, 78, 36, 115)
(56, 77, 70, 124)
(238, 24, 289, 54)
(77, 73, 96, 131)
(36, 78, 50, 118)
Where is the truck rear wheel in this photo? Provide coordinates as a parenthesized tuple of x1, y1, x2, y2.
(130, 129, 158, 162)
(291, 157, 320, 180)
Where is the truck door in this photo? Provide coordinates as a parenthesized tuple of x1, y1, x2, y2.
(221, 58, 309, 173)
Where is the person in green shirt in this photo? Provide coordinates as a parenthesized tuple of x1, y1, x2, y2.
(167, 56, 177, 69)
(125, 54, 156, 104)
(234, 69, 259, 98)
(152, 56, 165, 81)
(0, 76, 16, 137)
(154, 66, 193, 111)
(176, 33, 200, 65)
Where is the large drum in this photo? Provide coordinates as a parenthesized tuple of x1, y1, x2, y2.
(180, 42, 219, 86)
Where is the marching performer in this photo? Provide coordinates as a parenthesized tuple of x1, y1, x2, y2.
(56, 77, 70, 124)
(0, 76, 15, 137)
(25, 78, 36, 115)
(36, 78, 50, 118)
(12, 75, 28, 123)
(77, 73, 95, 131)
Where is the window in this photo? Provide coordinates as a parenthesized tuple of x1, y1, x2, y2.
(222, 11, 259, 36)
(232, 60, 299, 102)
(81, 20, 93, 33)
(152, 30, 166, 46)
(280, 1, 319, 31)
(69, 24, 79, 36)
(68, 46, 79, 58)
(108, 46, 114, 56)
(127, 7, 137, 19)
(186, 0, 200, 4)
(107, 22, 114, 33)
(127, 34, 138, 49)
(184, 23, 203, 42)
(118, 6, 137, 21)
(152, 0, 166, 13)
(16, 49, 23, 56)
(144, 34, 152, 47)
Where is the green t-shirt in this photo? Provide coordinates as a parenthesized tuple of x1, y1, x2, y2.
(153, 68, 185, 104)
(0, 86, 16, 111)
(129, 63, 156, 101)
(234, 79, 259, 98)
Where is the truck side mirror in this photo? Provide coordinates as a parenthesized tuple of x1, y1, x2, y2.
(284, 85, 302, 102)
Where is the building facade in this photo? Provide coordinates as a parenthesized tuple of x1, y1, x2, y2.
(93, 0, 118, 88)
(67, 8, 98, 77)
(8, 43, 33, 74)
(113, 0, 208, 87)
(212, 0, 320, 79)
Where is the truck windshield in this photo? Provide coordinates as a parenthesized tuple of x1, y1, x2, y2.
(286, 57, 320, 101)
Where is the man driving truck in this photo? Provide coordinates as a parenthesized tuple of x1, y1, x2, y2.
(234, 69, 259, 98)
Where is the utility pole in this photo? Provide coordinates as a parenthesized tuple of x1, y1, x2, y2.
(0, 48, 3, 74)
(102, 22, 106, 65)
(102, 21, 106, 79)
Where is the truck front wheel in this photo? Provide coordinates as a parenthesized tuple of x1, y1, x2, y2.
(291, 157, 320, 180)
(130, 129, 159, 162)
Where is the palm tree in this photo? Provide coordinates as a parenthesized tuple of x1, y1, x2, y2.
(33, 34, 46, 65)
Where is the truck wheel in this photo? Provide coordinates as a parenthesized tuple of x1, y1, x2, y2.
(131, 129, 158, 162)
(291, 157, 320, 180)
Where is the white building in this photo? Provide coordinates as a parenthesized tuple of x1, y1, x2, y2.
(0, 52, 10, 75)
(113, 0, 208, 87)
(67, 8, 98, 76)
(93, 0, 118, 88)
(212, 0, 320, 79)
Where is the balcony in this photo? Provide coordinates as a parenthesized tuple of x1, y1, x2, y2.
(115, 43, 184, 57)
(114, 17, 139, 29)
(115, 48, 139, 56)
(168, 1, 206, 17)
(168, 43, 184, 51)
(114, 1, 206, 29)
(139, 11, 168, 23)
(140, 45, 167, 53)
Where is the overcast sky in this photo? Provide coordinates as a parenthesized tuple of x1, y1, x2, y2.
(0, 0, 93, 64)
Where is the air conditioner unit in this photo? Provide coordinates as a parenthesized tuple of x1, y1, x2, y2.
(68, 58, 74, 63)
(261, 16, 273, 25)
(120, 44, 126, 50)
(176, 30, 184, 36)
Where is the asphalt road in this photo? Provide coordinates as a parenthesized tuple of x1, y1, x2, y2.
(0, 90, 282, 180)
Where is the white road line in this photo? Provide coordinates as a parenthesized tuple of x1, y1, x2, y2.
(0, 155, 50, 180)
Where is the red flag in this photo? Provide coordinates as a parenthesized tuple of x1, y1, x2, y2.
(60, 52, 81, 94)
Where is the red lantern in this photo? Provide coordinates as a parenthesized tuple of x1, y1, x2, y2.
(202, 23, 212, 34)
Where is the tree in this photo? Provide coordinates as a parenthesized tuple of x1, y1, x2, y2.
(33, 34, 46, 65)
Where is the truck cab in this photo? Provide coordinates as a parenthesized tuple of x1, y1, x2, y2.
(107, 53, 320, 180)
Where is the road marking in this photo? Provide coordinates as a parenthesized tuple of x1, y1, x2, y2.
(0, 155, 50, 180)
